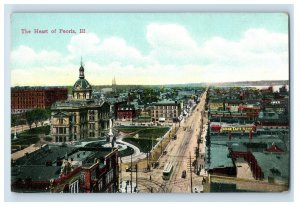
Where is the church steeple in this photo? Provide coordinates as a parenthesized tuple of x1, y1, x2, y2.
(79, 57, 85, 79)
(112, 76, 117, 93)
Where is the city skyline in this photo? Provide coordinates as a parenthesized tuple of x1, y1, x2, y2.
(11, 13, 289, 86)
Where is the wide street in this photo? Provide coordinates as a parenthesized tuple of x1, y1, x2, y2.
(120, 89, 208, 193)
(165, 89, 208, 193)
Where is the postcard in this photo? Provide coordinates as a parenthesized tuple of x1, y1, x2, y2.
(10, 13, 289, 193)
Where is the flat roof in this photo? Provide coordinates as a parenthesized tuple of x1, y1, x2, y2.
(210, 134, 288, 153)
(11, 165, 61, 182)
(206, 132, 289, 171)
(154, 100, 180, 105)
(206, 143, 234, 170)
(14, 146, 75, 166)
(252, 152, 289, 180)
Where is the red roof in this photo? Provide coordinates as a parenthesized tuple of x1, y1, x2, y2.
(265, 144, 284, 153)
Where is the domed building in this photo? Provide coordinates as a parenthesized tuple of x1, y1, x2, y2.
(50, 61, 111, 142)
(72, 63, 92, 100)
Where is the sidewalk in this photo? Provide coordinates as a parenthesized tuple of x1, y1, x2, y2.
(11, 144, 46, 161)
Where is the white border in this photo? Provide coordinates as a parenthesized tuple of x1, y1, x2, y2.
(1, 1, 298, 204)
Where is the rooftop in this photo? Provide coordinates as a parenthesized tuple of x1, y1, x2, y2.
(206, 143, 234, 170)
(52, 99, 106, 109)
(73, 78, 92, 91)
(14, 145, 75, 166)
(252, 152, 289, 180)
(11, 145, 116, 184)
(11, 165, 61, 182)
(154, 100, 181, 105)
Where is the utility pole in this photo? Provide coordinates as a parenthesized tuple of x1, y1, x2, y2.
(146, 151, 149, 171)
(151, 135, 154, 161)
(130, 154, 133, 193)
(136, 163, 138, 192)
(119, 157, 122, 192)
(190, 152, 193, 193)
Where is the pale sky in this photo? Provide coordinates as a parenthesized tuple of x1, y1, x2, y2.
(11, 13, 289, 86)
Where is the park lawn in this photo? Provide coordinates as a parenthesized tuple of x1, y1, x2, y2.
(117, 126, 169, 136)
(11, 125, 50, 137)
(120, 126, 170, 153)
(119, 146, 134, 157)
(23, 125, 50, 135)
(116, 126, 145, 133)
(122, 137, 156, 153)
(11, 125, 50, 146)
(137, 127, 169, 138)
(11, 136, 40, 146)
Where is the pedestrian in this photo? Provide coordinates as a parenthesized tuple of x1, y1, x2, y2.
(150, 175, 152, 181)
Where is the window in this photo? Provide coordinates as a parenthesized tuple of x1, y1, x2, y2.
(80, 173, 85, 184)
(98, 178, 103, 191)
(106, 169, 113, 184)
(89, 111, 95, 121)
(59, 118, 63, 125)
(58, 127, 66, 134)
(69, 180, 79, 193)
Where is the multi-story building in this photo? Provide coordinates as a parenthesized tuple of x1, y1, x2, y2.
(209, 99, 224, 111)
(50, 63, 110, 142)
(151, 100, 183, 123)
(11, 145, 119, 193)
(11, 87, 68, 114)
(205, 87, 290, 192)
(115, 102, 136, 121)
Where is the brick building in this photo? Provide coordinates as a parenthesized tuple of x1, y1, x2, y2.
(11, 87, 68, 114)
(151, 100, 183, 124)
(11, 145, 119, 193)
(115, 102, 136, 121)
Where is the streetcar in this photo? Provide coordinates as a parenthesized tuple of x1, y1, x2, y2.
(162, 162, 173, 180)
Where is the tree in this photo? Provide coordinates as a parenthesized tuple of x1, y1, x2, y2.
(25, 110, 34, 129)
(32, 109, 40, 128)
(39, 109, 51, 126)
(25, 108, 50, 129)
(33, 108, 50, 127)
(11, 114, 17, 127)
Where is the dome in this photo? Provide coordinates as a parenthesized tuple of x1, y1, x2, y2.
(73, 78, 92, 91)
(72, 60, 93, 100)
